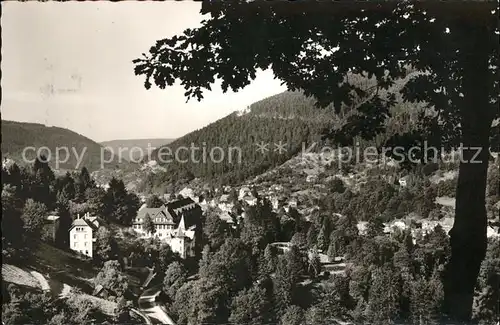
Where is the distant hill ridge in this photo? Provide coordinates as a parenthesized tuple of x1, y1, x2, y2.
(1, 120, 126, 172)
(100, 138, 175, 161)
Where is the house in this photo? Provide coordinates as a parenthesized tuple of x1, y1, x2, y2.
(398, 175, 411, 187)
(242, 195, 257, 206)
(306, 174, 318, 183)
(219, 211, 234, 224)
(131, 198, 203, 258)
(69, 212, 99, 258)
(179, 187, 196, 201)
(272, 184, 284, 192)
(132, 205, 176, 239)
(2, 157, 15, 169)
(217, 195, 233, 212)
(169, 217, 194, 259)
(43, 215, 60, 243)
(271, 197, 280, 210)
(238, 187, 251, 200)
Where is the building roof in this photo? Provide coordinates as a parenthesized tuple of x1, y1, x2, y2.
(167, 197, 197, 211)
(134, 198, 202, 229)
(70, 217, 97, 231)
(166, 198, 201, 229)
(172, 226, 188, 238)
(219, 211, 234, 224)
(134, 206, 175, 225)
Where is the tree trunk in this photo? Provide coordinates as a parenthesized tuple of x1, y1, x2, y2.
(444, 22, 493, 323)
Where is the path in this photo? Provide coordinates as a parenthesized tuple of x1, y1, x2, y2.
(29, 271, 51, 291)
(138, 285, 176, 325)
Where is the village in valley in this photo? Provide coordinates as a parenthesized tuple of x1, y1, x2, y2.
(2, 1, 499, 325)
(2, 143, 500, 324)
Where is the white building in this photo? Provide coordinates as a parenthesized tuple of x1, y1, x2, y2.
(271, 197, 280, 210)
(44, 215, 60, 244)
(132, 205, 176, 240)
(179, 187, 196, 201)
(306, 175, 318, 183)
(131, 198, 202, 258)
(242, 195, 257, 206)
(219, 211, 234, 224)
(169, 217, 195, 259)
(69, 212, 99, 258)
(398, 175, 410, 187)
(238, 187, 251, 200)
(217, 194, 233, 212)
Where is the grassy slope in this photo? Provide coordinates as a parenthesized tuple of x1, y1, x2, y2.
(3, 240, 145, 299)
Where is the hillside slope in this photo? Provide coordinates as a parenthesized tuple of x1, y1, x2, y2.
(142, 97, 334, 192)
(100, 138, 175, 161)
(140, 77, 424, 193)
(1, 120, 125, 172)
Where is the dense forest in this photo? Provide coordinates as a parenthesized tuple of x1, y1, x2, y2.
(1, 157, 141, 265)
(1, 120, 126, 172)
(154, 198, 499, 325)
(142, 73, 427, 193)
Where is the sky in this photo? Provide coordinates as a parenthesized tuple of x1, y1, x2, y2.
(1, 1, 286, 142)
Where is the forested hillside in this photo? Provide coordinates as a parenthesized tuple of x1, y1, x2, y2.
(141, 73, 425, 193)
(1, 120, 124, 172)
(144, 104, 331, 192)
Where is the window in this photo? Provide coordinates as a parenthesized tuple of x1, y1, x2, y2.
(74, 242, 78, 247)
(159, 233, 162, 237)
(74, 234, 77, 239)
(85, 250, 88, 255)
(84, 234, 88, 239)
(84, 242, 87, 247)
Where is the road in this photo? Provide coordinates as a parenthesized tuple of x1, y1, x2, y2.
(138, 284, 176, 325)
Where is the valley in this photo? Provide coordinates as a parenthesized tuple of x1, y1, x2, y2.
(2, 90, 499, 324)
